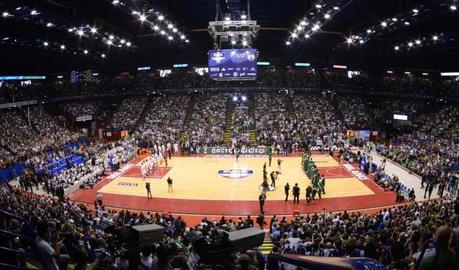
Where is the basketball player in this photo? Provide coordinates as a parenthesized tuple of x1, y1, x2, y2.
(167, 177, 173, 193)
(145, 182, 152, 198)
(277, 159, 283, 172)
(141, 161, 148, 181)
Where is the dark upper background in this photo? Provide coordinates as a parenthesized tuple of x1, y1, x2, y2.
(1, 0, 458, 75)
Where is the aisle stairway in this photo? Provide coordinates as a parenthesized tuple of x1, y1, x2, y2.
(330, 96, 346, 126)
(223, 96, 235, 144)
(259, 231, 274, 255)
(133, 96, 152, 131)
(286, 94, 294, 118)
(179, 94, 196, 141)
(248, 94, 257, 144)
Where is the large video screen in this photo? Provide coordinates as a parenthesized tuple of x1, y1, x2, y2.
(208, 49, 257, 81)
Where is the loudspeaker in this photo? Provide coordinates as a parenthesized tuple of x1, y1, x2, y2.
(228, 227, 264, 252)
(131, 224, 165, 247)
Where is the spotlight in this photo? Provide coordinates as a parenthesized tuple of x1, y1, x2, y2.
(173, 28, 178, 33)
(46, 22, 53, 27)
(412, 9, 419, 14)
(404, 21, 410, 26)
(394, 46, 400, 50)
(300, 21, 307, 26)
(118, 39, 125, 44)
(450, 5, 457, 11)
(30, 10, 38, 16)
(233, 96, 238, 102)
(241, 14, 247, 19)
(126, 42, 131, 47)
(296, 25, 302, 31)
(139, 14, 147, 22)
(285, 41, 291, 45)
(77, 29, 84, 36)
(381, 21, 387, 27)
(291, 33, 298, 38)
(180, 35, 185, 40)
(304, 34, 310, 39)
(415, 39, 421, 45)
(101, 53, 106, 58)
(132, 11, 139, 15)
(160, 30, 166, 35)
(60, 44, 65, 50)
(432, 35, 438, 41)
(324, 14, 331, 19)
(231, 40, 236, 45)
(154, 25, 159, 31)
(109, 35, 114, 40)
(112, 0, 120, 5)
(83, 50, 88, 54)
(359, 39, 364, 44)
(391, 18, 398, 22)
(157, 15, 164, 21)
(315, 4, 322, 9)
(107, 40, 113, 45)
(366, 29, 372, 34)
(333, 6, 339, 10)
(167, 23, 173, 29)
(185, 39, 189, 43)
(167, 36, 173, 40)
(2, 12, 9, 17)
(311, 24, 320, 31)
(90, 27, 97, 34)
(68, 28, 74, 32)
(241, 96, 247, 101)
(225, 16, 231, 21)
(242, 40, 248, 46)
(408, 42, 413, 47)
(346, 37, 353, 44)
(43, 41, 49, 46)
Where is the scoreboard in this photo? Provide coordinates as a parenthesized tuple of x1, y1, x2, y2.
(208, 49, 257, 81)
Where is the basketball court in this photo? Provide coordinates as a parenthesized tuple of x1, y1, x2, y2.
(69, 153, 397, 216)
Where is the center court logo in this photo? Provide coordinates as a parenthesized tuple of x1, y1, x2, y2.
(218, 169, 253, 179)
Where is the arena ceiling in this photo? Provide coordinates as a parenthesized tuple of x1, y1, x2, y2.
(1, 0, 459, 74)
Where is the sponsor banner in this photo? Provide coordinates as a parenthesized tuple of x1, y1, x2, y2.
(107, 163, 133, 180)
(343, 163, 368, 180)
(117, 181, 139, 187)
(199, 146, 268, 155)
(76, 115, 93, 122)
(218, 169, 254, 179)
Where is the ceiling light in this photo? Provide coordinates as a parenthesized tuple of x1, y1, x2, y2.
(346, 37, 353, 44)
(84, 50, 88, 54)
(412, 9, 419, 13)
(366, 29, 372, 34)
(126, 42, 131, 47)
(285, 41, 291, 46)
(394, 46, 399, 50)
(167, 23, 173, 29)
(154, 25, 159, 31)
(157, 15, 164, 21)
(324, 14, 331, 19)
(300, 21, 307, 26)
(180, 35, 185, 40)
(167, 36, 173, 40)
(2, 12, 9, 17)
(381, 21, 387, 27)
(68, 28, 74, 32)
(296, 25, 302, 31)
(404, 21, 410, 26)
(112, 0, 120, 5)
(241, 14, 247, 19)
(172, 28, 178, 33)
(101, 53, 106, 58)
(432, 35, 438, 41)
(333, 6, 339, 10)
(91, 27, 97, 33)
(60, 45, 65, 50)
(304, 34, 310, 39)
(132, 11, 139, 15)
(120, 39, 126, 44)
(291, 33, 298, 38)
(415, 39, 421, 45)
(408, 42, 413, 47)
(43, 41, 49, 47)
(231, 40, 236, 45)
(391, 18, 398, 22)
(107, 40, 113, 45)
(225, 16, 231, 21)
(359, 40, 364, 44)
(77, 29, 84, 36)
(311, 24, 320, 31)
(139, 14, 147, 22)
(450, 5, 457, 11)
(109, 35, 114, 40)
(242, 40, 248, 46)
(185, 39, 189, 43)
(160, 30, 166, 35)
(46, 22, 53, 27)
(315, 4, 322, 9)
(30, 10, 38, 16)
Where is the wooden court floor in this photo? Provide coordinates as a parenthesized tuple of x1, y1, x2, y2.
(98, 155, 374, 201)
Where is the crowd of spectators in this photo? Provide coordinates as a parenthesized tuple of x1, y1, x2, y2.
(62, 101, 101, 118)
(108, 97, 148, 131)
